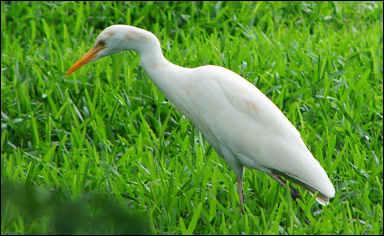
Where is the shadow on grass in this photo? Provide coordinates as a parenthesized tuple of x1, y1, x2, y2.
(1, 181, 149, 235)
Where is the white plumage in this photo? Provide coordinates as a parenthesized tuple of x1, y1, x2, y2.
(67, 25, 335, 207)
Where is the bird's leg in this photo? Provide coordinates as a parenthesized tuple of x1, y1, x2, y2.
(269, 172, 310, 225)
(237, 178, 245, 214)
(269, 173, 302, 201)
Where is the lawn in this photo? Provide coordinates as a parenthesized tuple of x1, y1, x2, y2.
(1, 1, 383, 234)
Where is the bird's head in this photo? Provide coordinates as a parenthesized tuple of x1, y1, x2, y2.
(66, 25, 157, 76)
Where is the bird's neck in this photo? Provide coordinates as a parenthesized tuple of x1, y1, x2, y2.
(139, 46, 172, 70)
(137, 41, 191, 108)
(138, 40, 186, 82)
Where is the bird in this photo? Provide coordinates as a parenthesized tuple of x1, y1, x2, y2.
(66, 25, 335, 212)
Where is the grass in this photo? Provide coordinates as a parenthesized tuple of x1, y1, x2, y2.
(1, 1, 383, 234)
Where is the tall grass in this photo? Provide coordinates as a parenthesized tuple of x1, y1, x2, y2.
(1, 1, 383, 234)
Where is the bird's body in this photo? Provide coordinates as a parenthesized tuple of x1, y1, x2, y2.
(67, 25, 335, 207)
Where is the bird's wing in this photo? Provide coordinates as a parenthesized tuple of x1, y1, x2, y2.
(182, 65, 334, 200)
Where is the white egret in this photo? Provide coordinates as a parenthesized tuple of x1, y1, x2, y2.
(67, 25, 335, 211)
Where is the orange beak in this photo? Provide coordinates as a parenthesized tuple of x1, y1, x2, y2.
(66, 44, 105, 76)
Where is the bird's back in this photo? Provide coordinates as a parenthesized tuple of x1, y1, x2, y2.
(167, 65, 335, 204)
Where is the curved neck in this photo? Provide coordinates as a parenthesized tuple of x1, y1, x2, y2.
(135, 35, 186, 82)
(134, 36, 192, 108)
(139, 44, 171, 69)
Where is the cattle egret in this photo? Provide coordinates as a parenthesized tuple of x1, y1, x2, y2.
(67, 25, 335, 212)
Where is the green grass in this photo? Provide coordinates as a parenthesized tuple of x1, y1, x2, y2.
(1, 1, 383, 234)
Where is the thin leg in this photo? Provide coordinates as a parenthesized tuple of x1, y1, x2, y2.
(269, 172, 310, 225)
(269, 173, 302, 201)
(237, 177, 244, 214)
